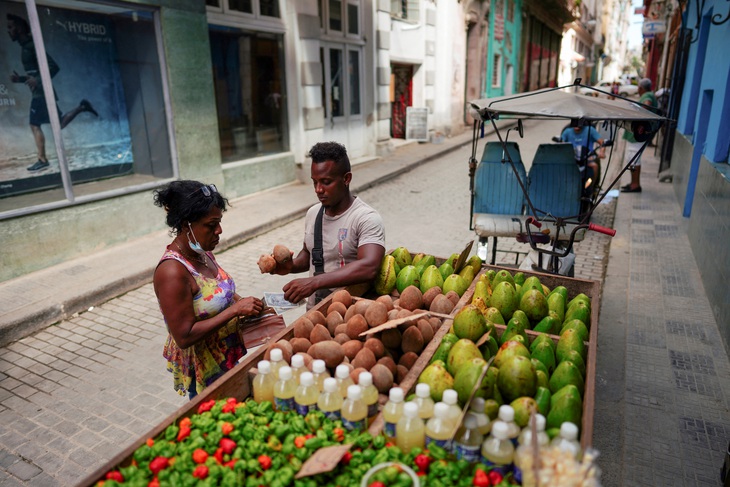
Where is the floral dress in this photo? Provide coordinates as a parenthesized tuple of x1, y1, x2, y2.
(159, 248, 246, 396)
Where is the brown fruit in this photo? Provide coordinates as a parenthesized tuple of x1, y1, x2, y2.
(326, 311, 345, 335)
(377, 356, 397, 375)
(352, 347, 377, 371)
(364, 301, 389, 328)
(331, 289, 353, 308)
(342, 340, 364, 360)
(422, 286, 443, 309)
(416, 319, 434, 343)
(430, 294, 455, 314)
(445, 290, 460, 306)
(334, 333, 351, 345)
(393, 299, 400, 308)
(295, 352, 313, 371)
(401, 327, 424, 354)
(308, 341, 345, 369)
(293, 317, 314, 339)
(396, 308, 413, 320)
(381, 328, 402, 349)
(257, 254, 276, 273)
(290, 337, 312, 354)
(310, 324, 332, 344)
(370, 363, 394, 393)
(364, 338, 386, 359)
(396, 365, 409, 383)
(428, 317, 442, 334)
(307, 310, 327, 327)
(264, 341, 292, 363)
(345, 314, 369, 339)
(327, 301, 348, 317)
(335, 323, 348, 336)
(375, 295, 395, 311)
(343, 304, 358, 322)
(387, 309, 399, 321)
(272, 244, 292, 265)
(350, 367, 367, 383)
(353, 299, 373, 316)
(398, 351, 419, 370)
(399, 285, 424, 311)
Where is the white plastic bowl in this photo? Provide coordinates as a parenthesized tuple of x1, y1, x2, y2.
(360, 461, 420, 487)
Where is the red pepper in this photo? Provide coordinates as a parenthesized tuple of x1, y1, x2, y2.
(368, 482, 386, 487)
(214, 448, 224, 465)
(294, 436, 307, 448)
(197, 399, 216, 414)
(487, 470, 503, 485)
(222, 402, 237, 414)
(105, 471, 124, 482)
(192, 449, 208, 464)
(305, 434, 315, 439)
(148, 457, 169, 475)
(96, 482, 105, 487)
(340, 451, 353, 465)
(192, 465, 209, 479)
(224, 459, 238, 469)
(220, 438, 237, 454)
(333, 428, 345, 442)
(148, 478, 160, 487)
(221, 422, 234, 436)
(258, 455, 272, 470)
(385, 442, 394, 447)
(414, 453, 432, 472)
(180, 417, 192, 429)
(177, 425, 191, 442)
(473, 469, 490, 487)
(145, 438, 155, 447)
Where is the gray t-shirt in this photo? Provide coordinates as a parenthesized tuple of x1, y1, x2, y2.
(303, 197, 385, 306)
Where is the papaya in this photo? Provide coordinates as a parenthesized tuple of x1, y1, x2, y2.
(547, 384, 582, 431)
(564, 301, 590, 328)
(533, 315, 560, 334)
(534, 386, 551, 415)
(549, 360, 585, 396)
(547, 292, 566, 325)
(560, 319, 589, 343)
(556, 328, 587, 363)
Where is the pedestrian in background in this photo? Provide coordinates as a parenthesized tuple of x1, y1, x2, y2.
(621, 78, 658, 193)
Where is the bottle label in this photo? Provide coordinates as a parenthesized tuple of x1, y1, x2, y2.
(367, 403, 378, 418)
(274, 397, 294, 412)
(425, 436, 451, 451)
(323, 410, 341, 421)
(342, 417, 365, 431)
(454, 443, 481, 463)
(295, 402, 317, 416)
(384, 421, 396, 438)
(482, 458, 512, 476)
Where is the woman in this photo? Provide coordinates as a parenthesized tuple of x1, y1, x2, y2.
(153, 180, 263, 399)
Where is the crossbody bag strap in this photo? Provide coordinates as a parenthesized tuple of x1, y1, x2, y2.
(312, 205, 325, 275)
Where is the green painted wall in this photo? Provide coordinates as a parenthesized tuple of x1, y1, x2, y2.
(485, 0, 522, 98)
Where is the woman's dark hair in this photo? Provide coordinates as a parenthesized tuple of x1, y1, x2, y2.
(153, 180, 228, 235)
(308, 141, 351, 174)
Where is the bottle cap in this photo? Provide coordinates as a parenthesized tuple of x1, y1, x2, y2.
(433, 402, 449, 418)
(416, 383, 430, 398)
(291, 354, 304, 368)
(491, 420, 508, 439)
(442, 389, 458, 405)
(336, 364, 351, 379)
(389, 387, 404, 402)
(299, 371, 314, 386)
(560, 422, 579, 440)
(347, 385, 362, 400)
(323, 377, 338, 393)
(359, 372, 373, 387)
(498, 405, 514, 422)
(278, 366, 292, 381)
(403, 401, 419, 418)
(312, 359, 326, 374)
(258, 360, 271, 374)
(463, 412, 478, 428)
(270, 348, 283, 362)
(470, 397, 485, 411)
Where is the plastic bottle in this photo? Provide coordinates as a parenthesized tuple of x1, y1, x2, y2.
(317, 377, 343, 421)
(252, 360, 275, 404)
(425, 402, 456, 450)
(290, 354, 306, 384)
(454, 412, 484, 463)
(414, 383, 435, 420)
(335, 364, 355, 398)
(311, 359, 330, 392)
(513, 414, 550, 487)
(396, 401, 425, 454)
(517, 413, 549, 448)
(294, 371, 319, 415)
(498, 405, 521, 445)
(469, 397, 491, 436)
(269, 348, 286, 382)
(383, 387, 405, 440)
(358, 372, 379, 425)
(442, 389, 463, 425)
(481, 420, 514, 476)
(273, 366, 296, 412)
(550, 422, 582, 460)
(341, 385, 367, 432)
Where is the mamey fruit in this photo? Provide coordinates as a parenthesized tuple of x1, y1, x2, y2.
(272, 244, 292, 265)
(257, 254, 276, 273)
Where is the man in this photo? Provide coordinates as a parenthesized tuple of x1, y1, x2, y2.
(621, 78, 658, 193)
(560, 119, 606, 195)
(7, 13, 98, 172)
(274, 141, 386, 308)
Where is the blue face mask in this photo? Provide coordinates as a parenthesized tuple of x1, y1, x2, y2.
(187, 222, 206, 255)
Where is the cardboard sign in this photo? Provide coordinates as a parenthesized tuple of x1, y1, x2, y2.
(295, 444, 353, 479)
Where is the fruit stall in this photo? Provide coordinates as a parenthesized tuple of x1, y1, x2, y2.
(81, 248, 602, 487)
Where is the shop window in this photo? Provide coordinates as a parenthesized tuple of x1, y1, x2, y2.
(0, 0, 173, 218)
(209, 26, 288, 162)
(206, 0, 280, 19)
(320, 45, 362, 121)
(320, 0, 359, 36)
(391, 0, 419, 22)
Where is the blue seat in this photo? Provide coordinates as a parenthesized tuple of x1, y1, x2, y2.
(527, 143, 582, 218)
(473, 141, 526, 215)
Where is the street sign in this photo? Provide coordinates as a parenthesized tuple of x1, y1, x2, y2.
(642, 20, 666, 36)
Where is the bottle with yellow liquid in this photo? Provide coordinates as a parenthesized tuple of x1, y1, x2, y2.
(454, 412, 484, 463)
(311, 359, 330, 392)
(383, 387, 404, 441)
(517, 413, 549, 448)
(252, 360, 275, 404)
(414, 383, 435, 420)
(481, 420, 514, 476)
(498, 405, 521, 445)
(425, 402, 457, 451)
(470, 398, 491, 436)
(273, 366, 296, 412)
(269, 348, 286, 383)
(514, 414, 550, 486)
(396, 401, 425, 454)
(290, 354, 306, 384)
(317, 377, 343, 421)
(442, 389, 463, 423)
(341, 385, 367, 432)
(358, 372, 379, 425)
(335, 364, 354, 398)
(294, 371, 319, 416)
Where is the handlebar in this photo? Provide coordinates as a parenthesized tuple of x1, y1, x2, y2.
(521, 217, 617, 258)
(588, 222, 616, 236)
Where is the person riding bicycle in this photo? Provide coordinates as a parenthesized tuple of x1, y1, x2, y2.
(559, 119, 606, 196)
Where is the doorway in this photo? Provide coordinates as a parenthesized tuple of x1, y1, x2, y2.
(391, 64, 413, 139)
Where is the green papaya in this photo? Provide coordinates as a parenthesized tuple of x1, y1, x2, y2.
(547, 384, 582, 431)
(511, 396, 539, 427)
(548, 285, 568, 302)
(453, 358, 489, 404)
(431, 339, 455, 364)
(513, 272, 526, 286)
(390, 247, 412, 269)
(546, 427, 561, 440)
(420, 265, 444, 294)
(547, 292, 566, 325)
(491, 281, 519, 321)
(531, 358, 549, 376)
(484, 398, 500, 420)
(534, 386, 551, 415)
(438, 262, 455, 281)
(564, 301, 590, 328)
(492, 269, 515, 288)
(529, 333, 556, 354)
(445, 252, 460, 271)
(466, 255, 483, 276)
(549, 360, 585, 396)
(519, 289, 549, 324)
(396, 265, 420, 294)
(458, 266, 475, 286)
(536, 369, 549, 389)
(533, 315, 560, 335)
(374, 255, 397, 295)
(484, 307, 505, 325)
(479, 334, 499, 360)
(560, 319, 589, 343)
(556, 328, 587, 363)
(567, 293, 591, 310)
(414, 255, 436, 275)
(559, 349, 586, 378)
(531, 341, 557, 375)
(520, 276, 544, 298)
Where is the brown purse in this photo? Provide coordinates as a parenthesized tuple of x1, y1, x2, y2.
(240, 308, 287, 349)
